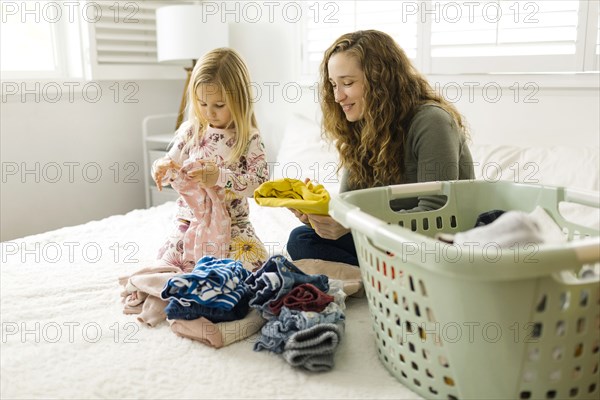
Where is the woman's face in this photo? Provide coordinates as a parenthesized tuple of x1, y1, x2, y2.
(327, 52, 365, 122)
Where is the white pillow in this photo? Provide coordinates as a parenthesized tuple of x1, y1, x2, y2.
(470, 144, 599, 192)
(272, 113, 341, 194)
(470, 144, 599, 229)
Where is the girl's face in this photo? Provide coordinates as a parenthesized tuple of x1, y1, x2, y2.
(196, 83, 232, 129)
(327, 52, 365, 122)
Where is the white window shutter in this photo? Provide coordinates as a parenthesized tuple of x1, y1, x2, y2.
(85, 0, 187, 80)
(429, 0, 581, 73)
(355, 1, 418, 58)
(302, 1, 355, 78)
(589, 0, 600, 70)
(301, 0, 598, 75)
(301, 1, 418, 78)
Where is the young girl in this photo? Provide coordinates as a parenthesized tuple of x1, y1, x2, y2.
(153, 48, 269, 272)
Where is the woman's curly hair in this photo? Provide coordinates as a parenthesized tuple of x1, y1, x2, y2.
(320, 30, 469, 189)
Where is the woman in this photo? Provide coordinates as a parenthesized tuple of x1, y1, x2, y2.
(287, 30, 475, 266)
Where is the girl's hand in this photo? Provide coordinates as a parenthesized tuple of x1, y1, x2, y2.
(306, 214, 351, 240)
(186, 161, 220, 187)
(152, 158, 180, 191)
(288, 208, 310, 225)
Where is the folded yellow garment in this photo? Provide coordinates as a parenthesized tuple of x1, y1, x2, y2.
(254, 178, 330, 215)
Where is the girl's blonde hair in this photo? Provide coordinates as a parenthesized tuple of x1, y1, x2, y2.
(180, 47, 257, 164)
(320, 30, 469, 189)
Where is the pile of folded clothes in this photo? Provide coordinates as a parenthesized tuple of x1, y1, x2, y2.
(120, 256, 265, 348)
(245, 255, 348, 372)
(119, 253, 365, 370)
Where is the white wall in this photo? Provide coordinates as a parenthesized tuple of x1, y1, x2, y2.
(1, 80, 183, 241)
(431, 81, 600, 148)
(462, 89, 600, 148)
(229, 22, 299, 161)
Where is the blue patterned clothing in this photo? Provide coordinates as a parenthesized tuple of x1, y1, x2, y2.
(161, 256, 250, 310)
(245, 255, 329, 312)
(253, 304, 345, 354)
(164, 293, 251, 322)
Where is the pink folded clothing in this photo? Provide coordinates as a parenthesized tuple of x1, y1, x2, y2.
(268, 283, 335, 316)
(293, 259, 364, 298)
(119, 265, 182, 327)
(168, 160, 231, 264)
(169, 309, 265, 348)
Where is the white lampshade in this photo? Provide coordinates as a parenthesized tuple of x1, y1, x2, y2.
(156, 5, 229, 62)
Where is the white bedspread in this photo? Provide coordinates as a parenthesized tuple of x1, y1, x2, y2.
(1, 200, 418, 399)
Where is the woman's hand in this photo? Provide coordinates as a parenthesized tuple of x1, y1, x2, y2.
(287, 177, 314, 225)
(152, 157, 180, 191)
(288, 208, 310, 225)
(186, 161, 220, 187)
(306, 214, 350, 240)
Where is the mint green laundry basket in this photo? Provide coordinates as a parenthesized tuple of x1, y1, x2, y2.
(329, 180, 600, 400)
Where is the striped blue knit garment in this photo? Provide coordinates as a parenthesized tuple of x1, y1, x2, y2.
(160, 256, 250, 310)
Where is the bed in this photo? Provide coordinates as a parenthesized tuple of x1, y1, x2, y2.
(2, 112, 598, 399)
(2, 197, 424, 399)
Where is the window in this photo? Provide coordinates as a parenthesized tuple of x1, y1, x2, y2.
(592, 1, 600, 70)
(301, 0, 600, 77)
(301, 1, 418, 77)
(0, 0, 67, 79)
(0, 0, 187, 80)
(430, 0, 581, 73)
(85, 0, 186, 80)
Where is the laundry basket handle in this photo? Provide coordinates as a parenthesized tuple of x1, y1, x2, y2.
(331, 181, 448, 242)
(569, 237, 600, 264)
(559, 187, 600, 264)
(389, 181, 444, 198)
(330, 195, 427, 246)
(336, 207, 386, 239)
(563, 188, 600, 208)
